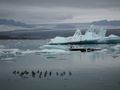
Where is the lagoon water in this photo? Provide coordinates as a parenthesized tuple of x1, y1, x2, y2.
(0, 40, 120, 90)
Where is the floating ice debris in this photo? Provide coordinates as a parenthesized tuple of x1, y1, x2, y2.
(112, 44, 120, 50)
(49, 25, 120, 45)
(0, 48, 19, 53)
(99, 49, 108, 53)
(108, 34, 120, 38)
(21, 49, 41, 55)
(111, 54, 119, 58)
(39, 44, 70, 54)
(40, 49, 69, 54)
(0, 47, 70, 61)
(40, 45, 68, 50)
(97, 44, 120, 58)
(0, 48, 23, 60)
(0, 57, 15, 61)
(0, 48, 27, 60)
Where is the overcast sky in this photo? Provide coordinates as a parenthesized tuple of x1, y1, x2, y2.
(0, 0, 120, 24)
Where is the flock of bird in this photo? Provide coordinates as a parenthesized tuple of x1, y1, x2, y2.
(12, 70, 72, 79)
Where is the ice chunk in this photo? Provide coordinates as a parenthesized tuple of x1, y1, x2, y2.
(40, 45, 69, 50)
(108, 34, 120, 38)
(50, 37, 68, 43)
(112, 44, 120, 50)
(49, 25, 120, 45)
(88, 25, 106, 37)
(40, 49, 69, 54)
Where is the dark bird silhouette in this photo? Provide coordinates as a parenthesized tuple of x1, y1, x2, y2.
(37, 70, 39, 74)
(69, 72, 72, 76)
(49, 72, 52, 76)
(56, 72, 59, 76)
(39, 71, 42, 78)
(20, 72, 24, 76)
(40, 71, 42, 75)
(60, 73, 63, 77)
(63, 72, 65, 76)
(32, 71, 36, 77)
(13, 70, 16, 75)
(17, 71, 19, 74)
(39, 75, 41, 78)
(24, 70, 29, 75)
(44, 71, 48, 77)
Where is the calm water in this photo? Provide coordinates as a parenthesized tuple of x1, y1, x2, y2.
(0, 40, 120, 90)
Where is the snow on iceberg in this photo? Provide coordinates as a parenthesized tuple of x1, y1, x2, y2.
(49, 28, 82, 44)
(49, 25, 120, 45)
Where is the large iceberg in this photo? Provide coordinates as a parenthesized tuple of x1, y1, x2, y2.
(49, 25, 120, 45)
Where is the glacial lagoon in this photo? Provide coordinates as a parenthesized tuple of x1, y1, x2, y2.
(0, 40, 120, 90)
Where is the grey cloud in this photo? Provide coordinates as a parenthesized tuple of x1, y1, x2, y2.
(0, 4, 74, 23)
(0, 0, 120, 24)
(0, 0, 120, 8)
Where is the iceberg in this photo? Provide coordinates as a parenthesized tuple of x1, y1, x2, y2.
(49, 25, 120, 45)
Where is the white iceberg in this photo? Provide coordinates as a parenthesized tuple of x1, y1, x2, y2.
(49, 25, 120, 45)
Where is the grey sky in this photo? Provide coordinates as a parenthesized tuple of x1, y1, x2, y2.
(0, 0, 120, 24)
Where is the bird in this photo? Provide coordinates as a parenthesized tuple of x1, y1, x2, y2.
(44, 71, 48, 78)
(49, 71, 52, 76)
(24, 70, 29, 75)
(40, 71, 42, 75)
(32, 71, 36, 77)
(17, 71, 19, 74)
(13, 70, 16, 75)
(60, 73, 63, 77)
(63, 72, 65, 76)
(39, 71, 42, 78)
(39, 74, 41, 78)
(56, 72, 59, 76)
(20, 72, 24, 77)
(37, 70, 39, 74)
(69, 72, 72, 76)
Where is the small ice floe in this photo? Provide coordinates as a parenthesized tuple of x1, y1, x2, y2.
(99, 44, 120, 58)
(109, 45, 120, 55)
(39, 44, 70, 54)
(99, 49, 108, 53)
(21, 49, 41, 55)
(111, 54, 119, 58)
(0, 57, 15, 62)
(107, 50, 120, 58)
(97, 49, 108, 55)
(0, 49, 19, 61)
(40, 49, 69, 54)
(40, 45, 68, 50)
(0, 48, 21, 55)
(112, 44, 120, 50)
(0, 48, 40, 57)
